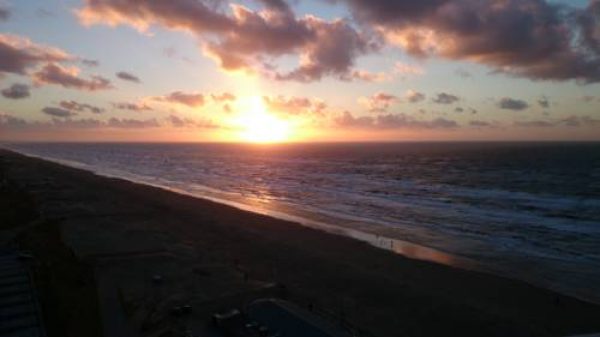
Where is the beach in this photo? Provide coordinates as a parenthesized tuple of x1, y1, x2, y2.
(2, 148, 600, 337)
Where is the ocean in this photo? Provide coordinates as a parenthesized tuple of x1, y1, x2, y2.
(4, 142, 600, 304)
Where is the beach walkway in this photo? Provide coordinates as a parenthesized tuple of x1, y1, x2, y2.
(0, 251, 45, 337)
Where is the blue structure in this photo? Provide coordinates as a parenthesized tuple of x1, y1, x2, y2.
(0, 251, 46, 337)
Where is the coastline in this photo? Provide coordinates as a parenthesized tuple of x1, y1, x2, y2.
(5, 146, 476, 269)
(2, 148, 600, 336)
(7, 145, 600, 306)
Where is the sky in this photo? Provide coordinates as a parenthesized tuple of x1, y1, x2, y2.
(0, 0, 599, 142)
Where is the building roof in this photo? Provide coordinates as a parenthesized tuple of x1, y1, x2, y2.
(246, 298, 350, 337)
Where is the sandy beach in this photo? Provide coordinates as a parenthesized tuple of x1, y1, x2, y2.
(2, 148, 600, 337)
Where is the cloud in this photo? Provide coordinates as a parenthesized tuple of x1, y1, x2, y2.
(112, 101, 153, 111)
(455, 68, 471, 78)
(211, 93, 236, 113)
(358, 92, 397, 112)
(116, 71, 140, 83)
(514, 120, 553, 128)
(1, 114, 172, 131)
(166, 114, 218, 128)
(349, 70, 388, 82)
(405, 89, 425, 103)
(578, 0, 600, 57)
(76, 0, 233, 32)
(154, 91, 205, 107)
(334, 111, 376, 128)
(107, 117, 160, 128)
(469, 120, 493, 127)
(38, 117, 160, 129)
(59, 100, 104, 114)
(432, 92, 459, 104)
(559, 115, 600, 127)
(0, 114, 30, 129)
(379, 114, 458, 128)
(0, 33, 109, 92)
(263, 95, 327, 115)
(513, 115, 600, 128)
(1, 83, 30, 99)
(342, 0, 600, 83)
(2, 112, 225, 131)
(222, 103, 232, 113)
(498, 97, 529, 111)
(42, 106, 77, 118)
(50, 118, 104, 129)
(1, 115, 101, 132)
(581, 95, 598, 102)
(334, 111, 458, 129)
(33, 63, 113, 91)
(211, 92, 236, 102)
(76, 0, 374, 82)
(0, 6, 9, 21)
(0, 33, 72, 75)
(393, 61, 423, 76)
(270, 17, 373, 82)
(81, 59, 99, 67)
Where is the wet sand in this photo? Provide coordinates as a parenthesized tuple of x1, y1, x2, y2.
(2, 148, 600, 337)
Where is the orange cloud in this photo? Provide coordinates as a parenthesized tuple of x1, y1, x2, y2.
(0, 33, 72, 75)
(33, 63, 112, 91)
(263, 95, 327, 116)
(76, 0, 374, 82)
(359, 92, 398, 113)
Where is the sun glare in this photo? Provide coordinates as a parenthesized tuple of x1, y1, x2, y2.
(234, 96, 292, 143)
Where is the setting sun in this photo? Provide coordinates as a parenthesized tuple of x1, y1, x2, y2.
(234, 96, 292, 143)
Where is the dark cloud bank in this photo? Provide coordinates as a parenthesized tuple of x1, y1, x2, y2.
(342, 0, 600, 83)
(334, 111, 458, 129)
(75, 0, 600, 83)
(1, 114, 216, 130)
(0, 34, 113, 91)
(76, 0, 379, 82)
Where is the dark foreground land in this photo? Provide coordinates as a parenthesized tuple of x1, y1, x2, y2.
(1, 148, 600, 337)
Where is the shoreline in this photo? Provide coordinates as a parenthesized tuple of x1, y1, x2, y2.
(6, 147, 476, 269)
(7, 146, 600, 306)
(3, 148, 600, 336)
